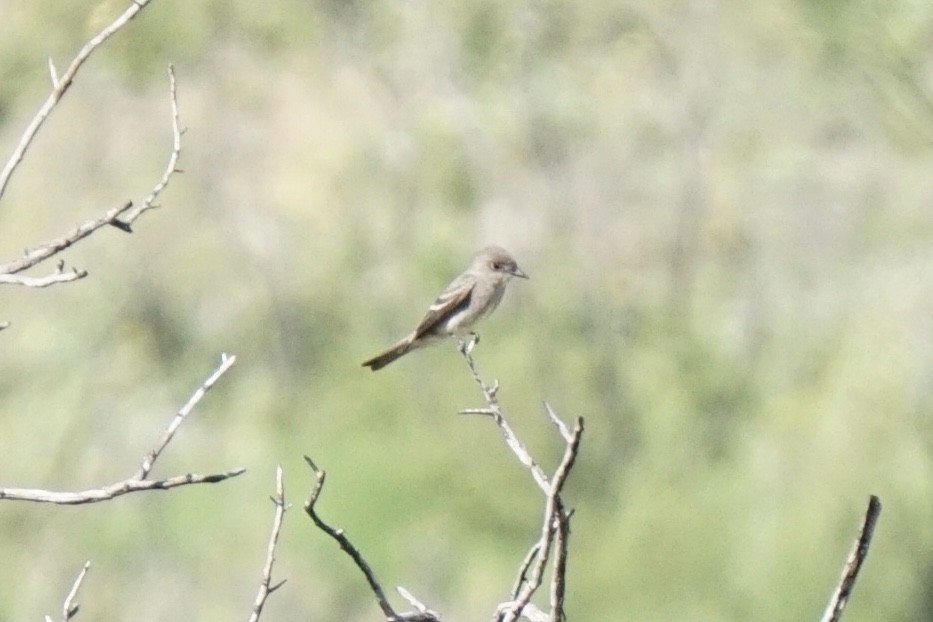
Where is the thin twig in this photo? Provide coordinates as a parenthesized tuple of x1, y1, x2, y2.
(122, 64, 184, 225)
(820, 495, 882, 622)
(498, 419, 584, 622)
(457, 342, 550, 494)
(0, 0, 154, 202)
(248, 466, 288, 622)
(0, 202, 134, 276)
(302, 456, 397, 619)
(0, 266, 87, 287)
(46, 561, 90, 622)
(396, 586, 442, 620)
(137, 352, 237, 479)
(548, 504, 572, 622)
(509, 543, 541, 600)
(0, 64, 183, 279)
(302, 457, 441, 622)
(0, 353, 243, 505)
(543, 402, 571, 443)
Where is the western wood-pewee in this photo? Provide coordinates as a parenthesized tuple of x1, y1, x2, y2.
(363, 246, 528, 371)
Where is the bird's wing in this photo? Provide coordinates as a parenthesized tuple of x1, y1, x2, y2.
(411, 273, 476, 339)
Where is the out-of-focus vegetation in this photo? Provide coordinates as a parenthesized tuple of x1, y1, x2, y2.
(1, 0, 932, 620)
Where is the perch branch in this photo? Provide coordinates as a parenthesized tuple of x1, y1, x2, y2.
(457, 340, 550, 494)
(0, 353, 244, 504)
(0, 0, 154, 202)
(248, 466, 288, 622)
(819, 495, 882, 622)
(454, 341, 583, 622)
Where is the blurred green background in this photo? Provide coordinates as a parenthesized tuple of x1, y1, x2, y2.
(1, 0, 932, 620)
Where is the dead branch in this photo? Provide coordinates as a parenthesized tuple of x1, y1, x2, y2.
(0, 0, 154, 202)
(248, 466, 288, 622)
(302, 456, 441, 622)
(0, 65, 183, 283)
(0, 261, 87, 288)
(455, 340, 583, 622)
(44, 561, 91, 622)
(0, 353, 244, 504)
(820, 495, 882, 622)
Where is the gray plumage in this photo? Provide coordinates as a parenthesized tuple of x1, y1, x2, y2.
(363, 246, 528, 371)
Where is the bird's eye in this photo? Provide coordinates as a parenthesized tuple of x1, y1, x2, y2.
(492, 261, 502, 271)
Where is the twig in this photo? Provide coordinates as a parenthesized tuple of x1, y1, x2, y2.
(0, 265, 87, 288)
(457, 342, 550, 494)
(302, 456, 396, 619)
(248, 466, 288, 622)
(0, 0, 154, 202)
(548, 504, 572, 622)
(137, 352, 237, 479)
(454, 343, 583, 622)
(543, 402, 571, 443)
(0, 65, 183, 279)
(0, 202, 134, 276)
(0, 469, 246, 505)
(498, 419, 583, 622)
(819, 495, 882, 622)
(509, 543, 541, 600)
(396, 586, 442, 620)
(302, 456, 441, 622)
(122, 64, 184, 225)
(45, 561, 90, 622)
(0, 353, 244, 504)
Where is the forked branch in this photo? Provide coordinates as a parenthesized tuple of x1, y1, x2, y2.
(0, 353, 244, 504)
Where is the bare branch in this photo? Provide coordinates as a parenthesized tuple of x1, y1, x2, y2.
(543, 402, 571, 443)
(457, 340, 550, 494)
(0, 353, 244, 504)
(548, 506, 572, 622)
(509, 543, 541, 601)
(0, 201, 135, 276)
(248, 466, 288, 622)
(0, 64, 183, 281)
(0, 264, 87, 288)
(45, 561, 90, 622)
(396, 586, 442, 621)
(137, 352, 237, 479)
(302, 456, 396, 619)
(820, 495, 882, 622)
(0, 469, 245, 505)
(498, 419, 583, 622)
(455, 342, 583, 622)
(122, 64, 184, 225)
(302, 456, 441, 622)
(0, 0, 154, 202)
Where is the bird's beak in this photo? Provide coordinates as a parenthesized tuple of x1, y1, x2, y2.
(511, 266, 529, 279)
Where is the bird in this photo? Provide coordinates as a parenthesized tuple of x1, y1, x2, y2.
(362, 246, 528, 371)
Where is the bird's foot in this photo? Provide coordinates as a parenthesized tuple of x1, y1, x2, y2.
(455, 333, 480, 356)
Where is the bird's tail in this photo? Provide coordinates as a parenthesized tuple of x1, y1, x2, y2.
(362, 338, 413, 371)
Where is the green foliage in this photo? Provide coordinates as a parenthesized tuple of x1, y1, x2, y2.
(1, 1, 932, 621)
